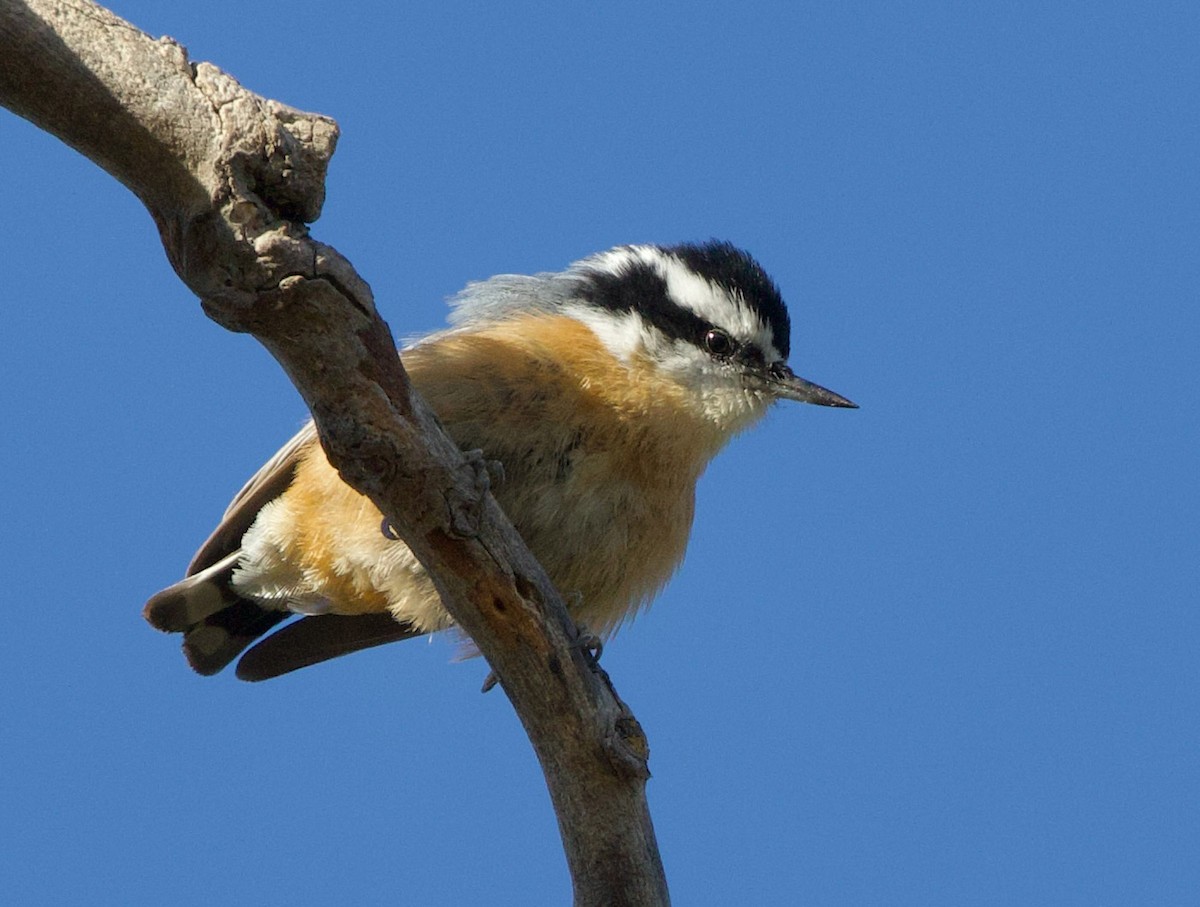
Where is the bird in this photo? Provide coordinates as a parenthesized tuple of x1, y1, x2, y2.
(143, 241, 856, 681)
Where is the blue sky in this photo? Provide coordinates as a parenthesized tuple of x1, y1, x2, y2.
(3, 1, 1197, 904)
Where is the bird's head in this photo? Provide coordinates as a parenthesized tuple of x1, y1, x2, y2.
(562, 241, 857, 434)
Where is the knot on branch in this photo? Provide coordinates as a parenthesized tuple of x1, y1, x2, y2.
(609, 714, 652, 780)
(335, 447, 402, 491)
(446, 449, 494, 538)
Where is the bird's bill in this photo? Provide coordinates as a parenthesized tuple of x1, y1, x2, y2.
(769, 365, 858, 408)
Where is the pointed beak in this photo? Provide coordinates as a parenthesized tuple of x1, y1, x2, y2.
(768, 363, 858, 408)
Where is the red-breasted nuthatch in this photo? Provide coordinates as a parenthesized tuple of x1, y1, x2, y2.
(144, 241, 856, 680)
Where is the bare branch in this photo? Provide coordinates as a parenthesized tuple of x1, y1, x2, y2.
(0, 2, 669, 903)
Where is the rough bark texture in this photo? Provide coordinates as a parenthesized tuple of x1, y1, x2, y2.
(0, 2, 669, 903)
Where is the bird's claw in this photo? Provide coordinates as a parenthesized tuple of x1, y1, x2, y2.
(576, 626, 603, 665)
(479, 627, 602, 693)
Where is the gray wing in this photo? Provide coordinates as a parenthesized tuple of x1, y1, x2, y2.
(185, 421, 318, 576)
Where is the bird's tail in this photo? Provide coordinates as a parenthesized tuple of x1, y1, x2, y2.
(144, 553, 423, 681)
(142, 551, 288, 676)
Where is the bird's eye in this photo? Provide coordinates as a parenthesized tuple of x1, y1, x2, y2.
(704, 328, 736, 359)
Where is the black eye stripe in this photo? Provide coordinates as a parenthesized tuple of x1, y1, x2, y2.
(578, 261, 712, 347)
(576, 243, 788, 363)
(663, 241, 790, 360)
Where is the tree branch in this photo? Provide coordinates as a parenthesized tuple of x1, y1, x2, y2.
(0, 2, 669, 903)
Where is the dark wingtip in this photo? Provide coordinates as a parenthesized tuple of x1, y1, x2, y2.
(235, 613, 423, 682)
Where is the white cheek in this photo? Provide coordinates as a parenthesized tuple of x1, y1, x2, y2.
(562, 305, 652, 361)
(657, 344, 772, 431)
(696, 378, 772, 431)
(562, 303, 772, 434)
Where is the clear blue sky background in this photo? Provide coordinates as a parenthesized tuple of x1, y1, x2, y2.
(3, 2, 1197, 904)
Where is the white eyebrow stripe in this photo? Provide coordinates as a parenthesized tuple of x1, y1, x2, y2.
(655, 255, 780, 359)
